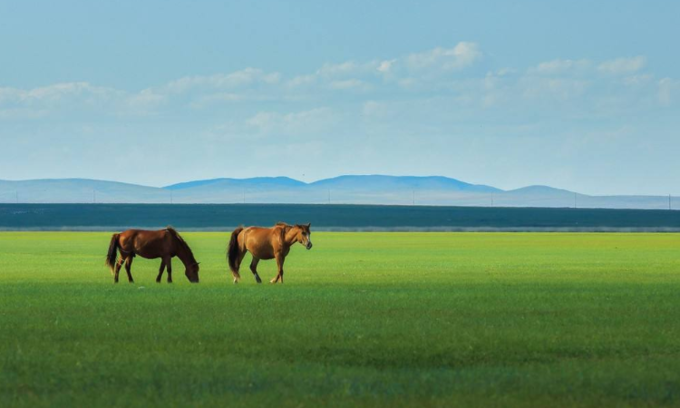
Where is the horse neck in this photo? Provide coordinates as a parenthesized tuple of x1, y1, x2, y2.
(283, 227, 299, 246)
(175, 240, 196, 267)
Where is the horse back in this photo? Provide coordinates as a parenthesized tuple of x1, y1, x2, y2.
(118, 229, 174, 259)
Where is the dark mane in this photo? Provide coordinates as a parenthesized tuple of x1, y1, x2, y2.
(166, 226, 197, 263)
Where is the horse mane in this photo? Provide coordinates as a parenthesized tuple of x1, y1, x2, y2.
(166, 226, 197, 263)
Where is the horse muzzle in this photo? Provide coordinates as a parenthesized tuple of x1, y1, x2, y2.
(306, 242, 313, 250)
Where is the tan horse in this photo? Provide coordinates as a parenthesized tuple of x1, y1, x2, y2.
(227, 222, 312, 284)
(105, 227, 200, 284)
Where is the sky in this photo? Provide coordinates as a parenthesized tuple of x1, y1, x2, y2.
(1, 0, 679, 195)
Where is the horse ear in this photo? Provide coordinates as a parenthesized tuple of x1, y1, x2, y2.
(306, 223, 311, 228)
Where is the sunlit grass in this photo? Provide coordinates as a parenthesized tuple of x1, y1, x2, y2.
(1, 232, 679, 407)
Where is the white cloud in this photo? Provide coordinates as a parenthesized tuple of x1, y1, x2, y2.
(285, 74, 317, 89)
(0, 82, 121, 105)
(0, 87, 22, 104)
(1, 47, 673, 124)
(622, 74, 653, 86)
(164, 68, 281, 93)
(530, 59, 591, 75)
(317, 61, 364, 77)
(377, 59, 396, 73)
(126, 88, 166, 111)
(328, 79, 371, 91)
(597, 56, 646, 75)
(520, 77, 589, 101)
(405, 42, 482, 71)
(528, 56, 647, 77)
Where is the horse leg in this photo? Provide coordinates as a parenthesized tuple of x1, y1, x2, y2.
(125, 256, 134, 283)
(114, 258, 124, 283)
(233, 250, 246, 284)
(166, 257, 173, 283)
(156, 259, 166, 283)
(271, 254, 285, 284)
(250, 257, 262, 284)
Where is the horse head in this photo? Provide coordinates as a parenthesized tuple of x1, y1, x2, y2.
(295, 223, 313, 250)
(185, 262, 200, 283)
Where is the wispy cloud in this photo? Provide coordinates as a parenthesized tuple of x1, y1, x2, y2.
(0, 82, 121, 105)
(245, 107, 338, 137)
(164, 68, 281, 93)
(405, 42, 482, 71)
(530, 59, 591, 75)
(597, 56, 646, 75)
(0, 44, 675, 123)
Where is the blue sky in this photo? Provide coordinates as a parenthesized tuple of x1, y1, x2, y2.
(1, 0, 679, 195)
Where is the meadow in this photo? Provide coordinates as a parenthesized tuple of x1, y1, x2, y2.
(1, 232, 679, 407)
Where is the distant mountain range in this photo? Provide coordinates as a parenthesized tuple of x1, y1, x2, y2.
(0, 175, 674, 210)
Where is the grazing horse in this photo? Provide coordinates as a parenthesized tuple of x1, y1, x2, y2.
(105, 227, 200, 283)
(227, 222, 312, 284)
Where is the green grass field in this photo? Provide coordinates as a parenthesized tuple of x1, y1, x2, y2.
(1, 232, 679, 407)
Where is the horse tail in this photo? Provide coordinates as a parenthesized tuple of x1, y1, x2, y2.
(227, 227, 244, 276)
(105, 233, 120, 273)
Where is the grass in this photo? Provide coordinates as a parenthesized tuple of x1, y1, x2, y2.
(1, 232, 679, 407)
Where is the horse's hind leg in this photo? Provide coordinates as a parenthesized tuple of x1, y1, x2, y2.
(250, 257, 262, 284)
(124, 256, 134, 283)
(156, 259, 166, 283)
(114, 258, 124, 283)
(232, 251, 246, 284)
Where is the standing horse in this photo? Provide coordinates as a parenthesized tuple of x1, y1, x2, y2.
(105, 227, 200, 283)
(227, 222, 312, 284)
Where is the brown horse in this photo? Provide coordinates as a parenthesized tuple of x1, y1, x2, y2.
(105, 227, 200, 284)
(227, 222, 312, 284)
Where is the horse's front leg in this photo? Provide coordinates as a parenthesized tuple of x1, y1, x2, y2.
(166, 257, 173, 283)
(271, 254, 285, 284)
(156, 259, 166, 283)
